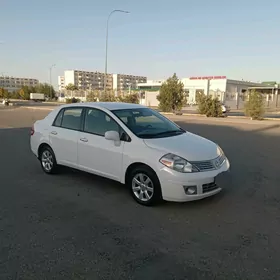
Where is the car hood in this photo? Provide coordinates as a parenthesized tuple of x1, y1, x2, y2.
(143, 132, 220, 161)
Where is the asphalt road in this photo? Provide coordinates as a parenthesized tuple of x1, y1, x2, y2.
(1, 108, 280, 280)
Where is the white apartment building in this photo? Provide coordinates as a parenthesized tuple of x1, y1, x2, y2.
(59, 70, 113, 92)
(59, 70, 147, 93)
(112, 74, 147, 92)
(58, 76, 65, 91)
(0, 76, 39, 92)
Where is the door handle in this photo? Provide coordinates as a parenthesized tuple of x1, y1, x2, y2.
(51, 131, 57, 135)
(80, 138, 88, 142)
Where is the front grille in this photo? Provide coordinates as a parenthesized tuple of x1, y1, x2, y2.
(191, 154, 226, 172)
(202, 182, 218, 193)
(192, 160, 215, 171)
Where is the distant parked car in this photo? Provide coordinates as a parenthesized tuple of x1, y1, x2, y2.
(30, 102, 230, 206)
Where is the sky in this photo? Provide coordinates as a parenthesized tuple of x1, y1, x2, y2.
(1, 0, 280, 87)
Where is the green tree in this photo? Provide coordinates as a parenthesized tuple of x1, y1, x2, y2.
(9, 90, 21, 99)
(35, 83, 55, 99)
(244, 90, 265, 120)
(19, 86, 31, 100)
(86, 90, 99, 102)
(0, 88, 11, 100)
(0, 88, 7, 98)
(0, 88, 4, 99)
(157, 73, 185, 112)
(196, 92, 208, 114)
(65, 83, 78, 91)
(196, 93, 223, 117)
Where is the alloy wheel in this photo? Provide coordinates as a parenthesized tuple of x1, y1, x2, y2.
(41, 150, 54, 172)
(132, 173, 154, 202)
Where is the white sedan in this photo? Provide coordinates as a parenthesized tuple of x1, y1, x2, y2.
(30, 102, 230, 206)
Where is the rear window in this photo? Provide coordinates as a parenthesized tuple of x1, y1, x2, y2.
(53, 107, 83, 131)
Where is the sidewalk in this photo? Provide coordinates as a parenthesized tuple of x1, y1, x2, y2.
(168, 114, 280, 126)
(21, 106, 55, 111)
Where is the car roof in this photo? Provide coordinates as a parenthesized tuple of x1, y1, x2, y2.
(59, 102, 146, 111)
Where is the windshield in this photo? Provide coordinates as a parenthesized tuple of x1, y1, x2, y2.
(111, 108, 185, 139)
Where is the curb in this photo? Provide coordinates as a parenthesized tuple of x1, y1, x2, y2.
(161, 112, 280, 121)
(263, 117, 280, 121)
(20, 106, 280, 121)
(21, 106, 54, 111)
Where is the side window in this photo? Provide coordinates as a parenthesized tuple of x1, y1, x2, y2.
(60, 108, 83, 130)
(119, 116, 128, 124)
(53, 109, 64, 127)
(84, 108, 120, 136)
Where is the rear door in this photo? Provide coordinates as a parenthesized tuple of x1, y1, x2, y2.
(49, 107, 83, 168)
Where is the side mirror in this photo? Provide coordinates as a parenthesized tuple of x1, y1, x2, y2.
(105, 130, 121, 145)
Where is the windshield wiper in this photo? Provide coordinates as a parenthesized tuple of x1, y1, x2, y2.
(137, 133, 156, 138)
(138, 129, 185, 138)
(153, 130, 185, 136)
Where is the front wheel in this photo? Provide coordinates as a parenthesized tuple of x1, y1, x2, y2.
(128, 166, 162, 206)
(39, 146, 58, 174)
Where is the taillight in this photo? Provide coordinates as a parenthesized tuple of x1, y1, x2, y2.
(31, 125, 35, 136)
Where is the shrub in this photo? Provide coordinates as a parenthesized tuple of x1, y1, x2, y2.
(196, 93, 208, 114)
(119, 93, 139, 104)
(0, 88, 10, 100)
(10, 90, 21, 99)
(196, 93, 223, 117)
(65, 97, 80, 104)
(18, 87, 31, 100)
(244, 90, 265, 120)
(99, 92, 117, 102)
(86, 91, 98, 102)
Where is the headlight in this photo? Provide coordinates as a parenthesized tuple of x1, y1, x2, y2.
(159, 153, 199, 173)
(217, 146, 224, 156)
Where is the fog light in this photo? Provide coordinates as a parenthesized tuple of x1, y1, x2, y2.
(184, 186, 197, 195)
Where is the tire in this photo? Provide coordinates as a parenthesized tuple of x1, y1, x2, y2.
(128, 165, 162, 206)
(39, 145, 58, 174)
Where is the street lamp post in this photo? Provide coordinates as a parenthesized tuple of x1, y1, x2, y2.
(49, 64, 56, 99)
(104, 9, 129, 94)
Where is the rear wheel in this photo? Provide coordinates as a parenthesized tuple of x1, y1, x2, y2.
(39, 146, 58, 174)
(128, 166, 162, 206)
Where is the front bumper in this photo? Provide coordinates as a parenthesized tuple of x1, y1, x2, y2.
(158, 158, 230, 202)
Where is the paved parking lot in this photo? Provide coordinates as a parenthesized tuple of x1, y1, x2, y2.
(1, 108, 280, 280)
